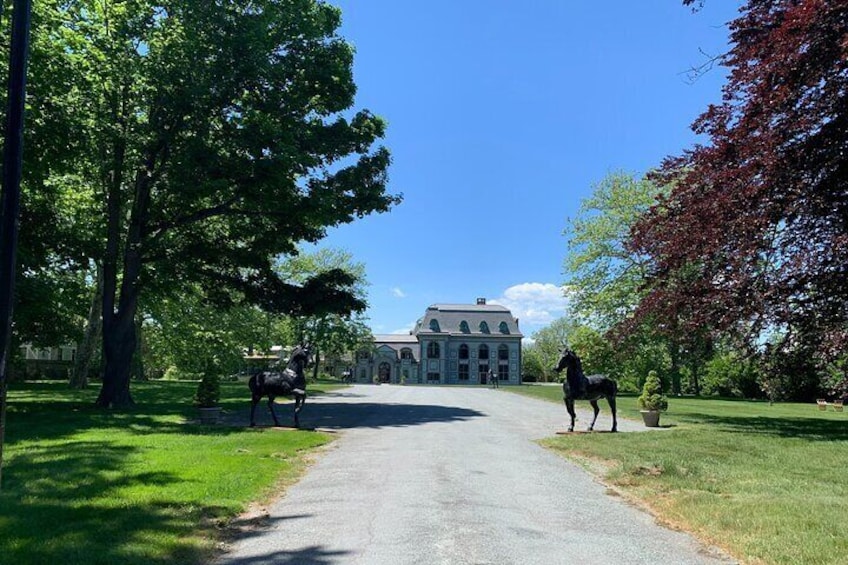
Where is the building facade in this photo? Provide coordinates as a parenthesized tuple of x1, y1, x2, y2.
(353, 299, 523, 385)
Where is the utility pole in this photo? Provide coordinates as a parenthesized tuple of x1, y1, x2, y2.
(0, 0, 33, 489)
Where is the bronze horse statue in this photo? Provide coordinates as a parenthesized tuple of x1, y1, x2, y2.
(553, 349, 618, 432)
(249, 343, 311, 428)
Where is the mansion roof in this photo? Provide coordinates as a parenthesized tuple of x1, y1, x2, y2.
(372, 334, 418, 344)
(414, 303, 522, 338)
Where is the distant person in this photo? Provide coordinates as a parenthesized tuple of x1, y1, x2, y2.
(489, 369, 498, 389)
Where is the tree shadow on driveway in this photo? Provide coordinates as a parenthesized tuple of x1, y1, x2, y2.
(217, 544, 353, 565)
(244, 401, 484, 430)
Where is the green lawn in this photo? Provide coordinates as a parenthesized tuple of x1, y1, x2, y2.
(509, 385, 848, 565)
(0, 379, 343, 565)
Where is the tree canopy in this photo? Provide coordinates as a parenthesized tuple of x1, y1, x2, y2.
(15, 1, 400, 406)
(563, 171, 662, 331)
(630, 1, 848, 363)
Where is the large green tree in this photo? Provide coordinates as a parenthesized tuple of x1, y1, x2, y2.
(39, 1, 399, 407)
(564, 171, 661, 329)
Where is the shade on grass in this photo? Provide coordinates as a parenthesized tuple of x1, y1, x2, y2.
(0, 380, 337, 565)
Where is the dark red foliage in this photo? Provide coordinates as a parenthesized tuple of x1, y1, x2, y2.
(628, 1, 848, 355)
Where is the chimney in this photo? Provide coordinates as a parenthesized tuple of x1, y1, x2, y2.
(476, 297, 486, 305)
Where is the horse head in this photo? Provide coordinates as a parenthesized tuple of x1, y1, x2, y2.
(553, 348, 575, 373)
(285, 343, 312, 374)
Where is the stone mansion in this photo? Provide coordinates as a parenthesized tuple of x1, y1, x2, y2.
(352, 299, 523, 385)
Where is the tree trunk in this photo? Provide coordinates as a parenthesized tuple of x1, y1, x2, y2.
(94, 67, 161, 407)
(70, 262, 103, 389)
(96, 310, 136, 408)
(96, 82, 130, 408)
(691, 361, 701, 396)
(96, 145, 153, 407)
(312, 345, 320, 381)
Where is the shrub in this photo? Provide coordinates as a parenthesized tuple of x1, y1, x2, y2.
(637, 370, 668, 412)
(194, 373, 221, 408)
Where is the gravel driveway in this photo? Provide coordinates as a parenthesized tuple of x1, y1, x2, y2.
(216, 385, 733, 565)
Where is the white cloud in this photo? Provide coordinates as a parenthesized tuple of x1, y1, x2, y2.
(391, 323, 415, 335)
(490, 282, 572, 331)
(390, 287, 406, 298)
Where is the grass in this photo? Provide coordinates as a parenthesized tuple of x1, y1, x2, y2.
(509, 384, 848, 565)
(0, 379, 344, 565)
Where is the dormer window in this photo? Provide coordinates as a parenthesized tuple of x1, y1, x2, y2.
(479, 321, 490, 334)
(429, 319, 441, 332)
(499, 321, 510, 334)
(459, 320, 470, 333)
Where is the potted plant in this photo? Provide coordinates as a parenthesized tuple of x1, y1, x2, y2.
(637, 370, 668, 427)
(195, 372, 221, 424)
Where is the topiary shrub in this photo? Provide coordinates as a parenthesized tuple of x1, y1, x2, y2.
(194, 373, 221, 408)
(637, 370, 668, 412)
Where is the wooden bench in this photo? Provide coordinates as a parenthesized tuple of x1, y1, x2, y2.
(817, 399, 844, 412)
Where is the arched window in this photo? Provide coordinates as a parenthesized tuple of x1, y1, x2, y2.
(498, 344, 509, 360)
(479, 344, 489, 360)
(427, 342, 440, 359)
(357, 350, 370, 361)
(499, 321, 510, 334)
(459, 320, 470, 333)
(479, 321, 490, 334)
(459, 344, 469, 360)
(429, 319, 441, 332)
(401, 348, 413, 360)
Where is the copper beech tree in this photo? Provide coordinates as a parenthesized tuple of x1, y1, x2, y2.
(628, 1, 848, 367)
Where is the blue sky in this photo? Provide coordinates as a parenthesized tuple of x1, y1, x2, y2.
(312, 1, 740, 338)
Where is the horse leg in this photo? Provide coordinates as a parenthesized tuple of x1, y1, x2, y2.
(588, 399, 600, 431)
(249, 394, 260, 427)
(607, 394, 618, 432)
(267, 395, 281, 426)
(564, 397, 576, 432)
(293, 393, 305, 428)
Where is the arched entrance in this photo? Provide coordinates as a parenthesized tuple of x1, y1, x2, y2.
(378, 362, 391, 383)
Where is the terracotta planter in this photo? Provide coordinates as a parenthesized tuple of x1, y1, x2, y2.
(640, 410, 661, 428)
(198, 406, 221, 424)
